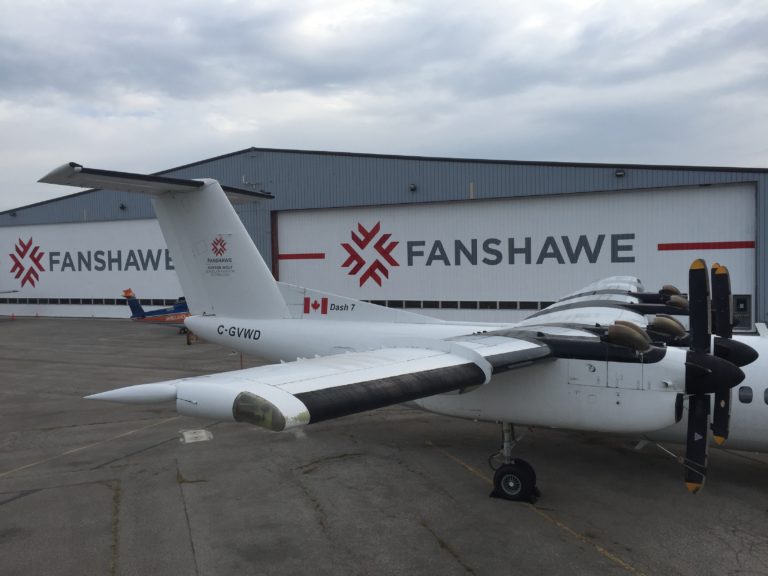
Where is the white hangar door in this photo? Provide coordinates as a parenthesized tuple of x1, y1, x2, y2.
(0, 219, 182, 318)
(274, 183, 756, 325)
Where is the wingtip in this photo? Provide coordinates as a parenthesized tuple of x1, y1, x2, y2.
(85, 383, 177, 404)
(38, 162, 83, 184)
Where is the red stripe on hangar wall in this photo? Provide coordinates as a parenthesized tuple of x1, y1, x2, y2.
(657, 241, 755, 251)
(278, 253, 326, 260)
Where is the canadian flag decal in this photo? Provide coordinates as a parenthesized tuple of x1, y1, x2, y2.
(304, 297, 328, 315)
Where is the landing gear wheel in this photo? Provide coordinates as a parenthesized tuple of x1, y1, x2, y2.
(492, 460, 536, 502)
(512, 458, 536, 487)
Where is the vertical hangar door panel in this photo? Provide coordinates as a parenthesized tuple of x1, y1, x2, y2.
(0, 219, 182, 318)
(275, 183, 755, 316)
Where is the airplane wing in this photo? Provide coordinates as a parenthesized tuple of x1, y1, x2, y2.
(516, 275, 688, 333)
(89, 337, 551, 431)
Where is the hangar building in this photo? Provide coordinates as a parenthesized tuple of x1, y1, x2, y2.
(1, 148, 766, 328)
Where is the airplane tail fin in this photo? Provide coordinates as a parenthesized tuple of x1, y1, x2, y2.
(122, 288, 146, 318)
(40, 163, 289, 319)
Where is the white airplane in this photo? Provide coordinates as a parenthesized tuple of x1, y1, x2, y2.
(39, 163, 765, 501)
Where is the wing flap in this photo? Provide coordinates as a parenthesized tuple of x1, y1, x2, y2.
(294, 362, 486, 423)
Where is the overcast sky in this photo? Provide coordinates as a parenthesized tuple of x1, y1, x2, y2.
(0, 0, 766, 211)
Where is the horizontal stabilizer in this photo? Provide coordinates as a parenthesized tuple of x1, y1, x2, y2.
(39, 162, 273, 202)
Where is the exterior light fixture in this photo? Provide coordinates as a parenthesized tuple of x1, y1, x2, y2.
(409, 184, 417, 192)
(615, 169, 626, 177)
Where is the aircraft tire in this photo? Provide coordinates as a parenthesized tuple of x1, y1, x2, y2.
(492, 461, 536, 502)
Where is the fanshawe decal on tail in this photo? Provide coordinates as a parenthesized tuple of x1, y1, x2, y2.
(122, 288, 190, 327)
(206, 235, 235, 277)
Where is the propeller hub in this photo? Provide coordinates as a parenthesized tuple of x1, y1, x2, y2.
(713, 337, 759, 368)
(685, 351, 744, 395)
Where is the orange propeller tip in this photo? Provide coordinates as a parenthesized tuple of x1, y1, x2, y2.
(685, 482, 703, 494)
(690, 259, 706, 270)
(713, 435, 726, 445)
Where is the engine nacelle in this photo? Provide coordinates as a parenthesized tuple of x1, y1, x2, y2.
(175, 381, 310, 431)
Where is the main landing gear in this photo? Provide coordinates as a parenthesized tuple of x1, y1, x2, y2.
(489, 422, 540, 502)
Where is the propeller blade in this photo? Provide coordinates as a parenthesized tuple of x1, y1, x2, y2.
(684, 259, 713, 493)
(711, 264, 733, 339)
(711, 389, 731, 445)
(685, 393, 710, 493)
(688, 259, 711, 353)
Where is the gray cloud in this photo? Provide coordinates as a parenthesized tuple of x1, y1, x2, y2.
(0, 0, 765, 211)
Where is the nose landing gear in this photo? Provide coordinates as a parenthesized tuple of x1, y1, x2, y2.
(489, 422, 539, 502)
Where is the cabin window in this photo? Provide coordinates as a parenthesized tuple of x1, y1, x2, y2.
(738, 386, 753, 404)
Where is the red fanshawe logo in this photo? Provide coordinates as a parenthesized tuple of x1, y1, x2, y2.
(10, 237, 45, 287)
(303, 296, 328, 314)
(211, 236, 227, 257)
(341, 222, 399, 286)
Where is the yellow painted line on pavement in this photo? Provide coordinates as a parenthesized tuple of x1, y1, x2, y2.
(434, 446, 646, 576)
(0, 416, 179, 479)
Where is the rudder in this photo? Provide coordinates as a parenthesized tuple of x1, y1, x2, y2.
(151, 181, 288, 319)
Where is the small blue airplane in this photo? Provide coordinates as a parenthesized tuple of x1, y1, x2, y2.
(122, 288, 190, 328)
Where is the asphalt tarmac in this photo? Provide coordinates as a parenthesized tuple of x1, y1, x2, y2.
(1, 317, 767, 576)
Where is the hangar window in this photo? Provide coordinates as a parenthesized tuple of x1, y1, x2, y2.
(441, 301, 458, 309)
(17, 298, 27, 304)
(540, 301, 555, 308)
(479, 301, 498, 310)
(460, 301, 478, 309)
(49, 299, 59, 304)
(104, 299, 116, 305)
(117, 299, 127, 305)
(519, 301, 538, 310)
(70, 299, 80, 304)
(422, 301, 439, 308)
(370, 300, 385, 306)
(81, 299, 93, 305)
(59, 298, 70, 304)
(738, 386, 753, 404)
(499, 301, 517, 310)
(92, 299, 104, 305)
(0, 298, 6, 304)
(6, 298, 18, 304)
(151, 299, 165, 306)
(405, 301, 421, 308)
(387, 300, 404, 308)
(27, 298, 38, 304)
(139, 299, 151, 305)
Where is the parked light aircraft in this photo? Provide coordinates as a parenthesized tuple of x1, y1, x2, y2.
(122, 288, 190, 328)
(40, 163, 765, 501)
